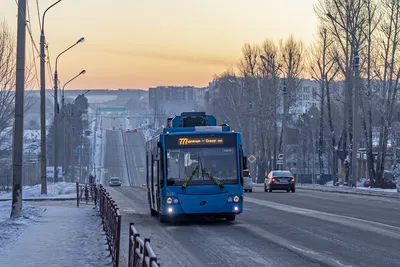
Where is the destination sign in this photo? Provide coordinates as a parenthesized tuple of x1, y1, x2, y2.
(178, 137, 224, 145)
(165, 134, 236, 148)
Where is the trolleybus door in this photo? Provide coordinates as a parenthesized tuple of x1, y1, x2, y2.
(152, 147, 160, 211)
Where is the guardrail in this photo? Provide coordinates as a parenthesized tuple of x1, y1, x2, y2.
(76, 182, 98, 207)
(128, 223, 160, 267)
(99, 185, 122, 267)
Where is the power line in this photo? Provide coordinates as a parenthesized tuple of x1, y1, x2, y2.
(26, 1, 40, 89)
(35, 0, 41, 29)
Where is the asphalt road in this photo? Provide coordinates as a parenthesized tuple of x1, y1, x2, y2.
(122, 131, 146, 186)
(102, 115, 129, 186)
(104, 185, 400, 267)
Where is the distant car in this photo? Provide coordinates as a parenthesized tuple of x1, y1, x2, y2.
(364, 179, 396, 189)
(109, 177, 122, 187)
(243, 169, 253, 192)
(133, 128, 138, 132)
(126, 129, 131, 133)
(264, 170, 295, 193)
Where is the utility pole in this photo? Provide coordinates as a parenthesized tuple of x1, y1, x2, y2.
(282, 80, 288, 170)
(351, 39, 360, 187)
(11, 0, 27, 218)
(39, 0, 62, 193)
(310, 115, 315, 184)
(39, 12, 47, 193)
(53, 70, 59, 182)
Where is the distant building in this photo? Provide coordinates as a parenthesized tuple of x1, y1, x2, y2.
(148, 86, 205, 127)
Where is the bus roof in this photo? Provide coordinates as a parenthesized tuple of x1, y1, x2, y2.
(163, 125, 231, 134)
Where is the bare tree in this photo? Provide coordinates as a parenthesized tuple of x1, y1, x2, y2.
(238, 43, 260, 178)
(372, 0, 400, 186)
(309, 25, 340, 180)
(259, 39, 281, 172)
(0, 18, 36, 189)
(0, 20, 17, 148)
(279, 35, 304, 168)
(359, 0, 382, 185)
(315, 0, 368, 183)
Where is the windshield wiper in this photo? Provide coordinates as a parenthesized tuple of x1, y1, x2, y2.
(181, 160, 225, 189)
(181, 164, 200, 189)
(201, 168, 224, 189)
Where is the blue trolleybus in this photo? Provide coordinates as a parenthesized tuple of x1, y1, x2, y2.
(146, 112, 248, 223)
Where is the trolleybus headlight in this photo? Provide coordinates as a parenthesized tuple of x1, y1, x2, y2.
(173, 198, 179, 204)
(168, 207, 173, 213)
(234, 206, 239, 211)
(228, 197, 233, 202)
(233, 196, 239, 202)
(166, 198, 173, 204)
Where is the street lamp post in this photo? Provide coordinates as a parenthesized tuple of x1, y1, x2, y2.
(53, 37, 85, 182)
(39, 0, 62, 194)
(327, 12, 360, 187)
(61, 70, 86, 181)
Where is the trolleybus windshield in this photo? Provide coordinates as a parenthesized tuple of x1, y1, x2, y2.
(165, 134, 238, 186)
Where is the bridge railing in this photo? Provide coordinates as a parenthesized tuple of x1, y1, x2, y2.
(76, 182, 98, 207)
(128, 223, 160, 267)
(99, 185, 122, 267)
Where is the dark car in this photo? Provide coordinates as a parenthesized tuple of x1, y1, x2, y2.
(264, 170, 295, 193)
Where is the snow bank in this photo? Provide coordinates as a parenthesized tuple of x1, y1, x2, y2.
(0, 182, 76, 200)
(296, 183, 399, 198)
(0, 201, 45, 250)
(251, 182, 398, 198)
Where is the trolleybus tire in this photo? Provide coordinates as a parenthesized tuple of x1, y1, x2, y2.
(159, 215, 168, 223)
(150, 207, 158, 216)
(225, 214, 236, 221)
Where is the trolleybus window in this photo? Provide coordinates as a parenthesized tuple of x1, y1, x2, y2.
(166, 147, 238, 186)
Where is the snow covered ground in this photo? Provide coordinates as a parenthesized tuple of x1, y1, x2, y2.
(252, 182, 399, 198)
(296, 183, 399, 197)
(0, 201, 45, 250)
(0, 203, 112, 267)
(0, 182, 76, 200)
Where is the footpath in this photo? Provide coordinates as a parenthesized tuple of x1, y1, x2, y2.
(0, 202, 112, 267)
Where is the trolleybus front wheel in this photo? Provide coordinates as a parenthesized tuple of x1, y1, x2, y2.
(159, 214, 168, 223)
(225, 214, 236, 221)
(150, 207, 158, 216)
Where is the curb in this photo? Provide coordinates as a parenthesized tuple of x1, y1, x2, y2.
(296, 186, 400, 199)
(0, 197, 77, 202)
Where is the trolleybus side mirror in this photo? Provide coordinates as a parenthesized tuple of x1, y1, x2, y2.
(243, 156, 248, 170)
(154, 147, 161, 161)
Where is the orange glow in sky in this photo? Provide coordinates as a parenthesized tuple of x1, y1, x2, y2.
(3, 0, 318, 89)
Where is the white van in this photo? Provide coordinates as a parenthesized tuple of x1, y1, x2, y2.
(243, 169, 253, 192)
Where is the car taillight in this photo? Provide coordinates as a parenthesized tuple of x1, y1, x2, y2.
(272, 178, 277, 182)
(290, 177, 295, 182)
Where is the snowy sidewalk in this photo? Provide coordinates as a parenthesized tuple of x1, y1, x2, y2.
(0, 205, 112, 267)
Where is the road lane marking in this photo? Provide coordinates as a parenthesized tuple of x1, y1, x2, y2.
(234, 223, 353, 267)
(245, 196, 400, 240)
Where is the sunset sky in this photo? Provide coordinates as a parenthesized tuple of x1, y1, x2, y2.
(3, 0, 318, 90)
